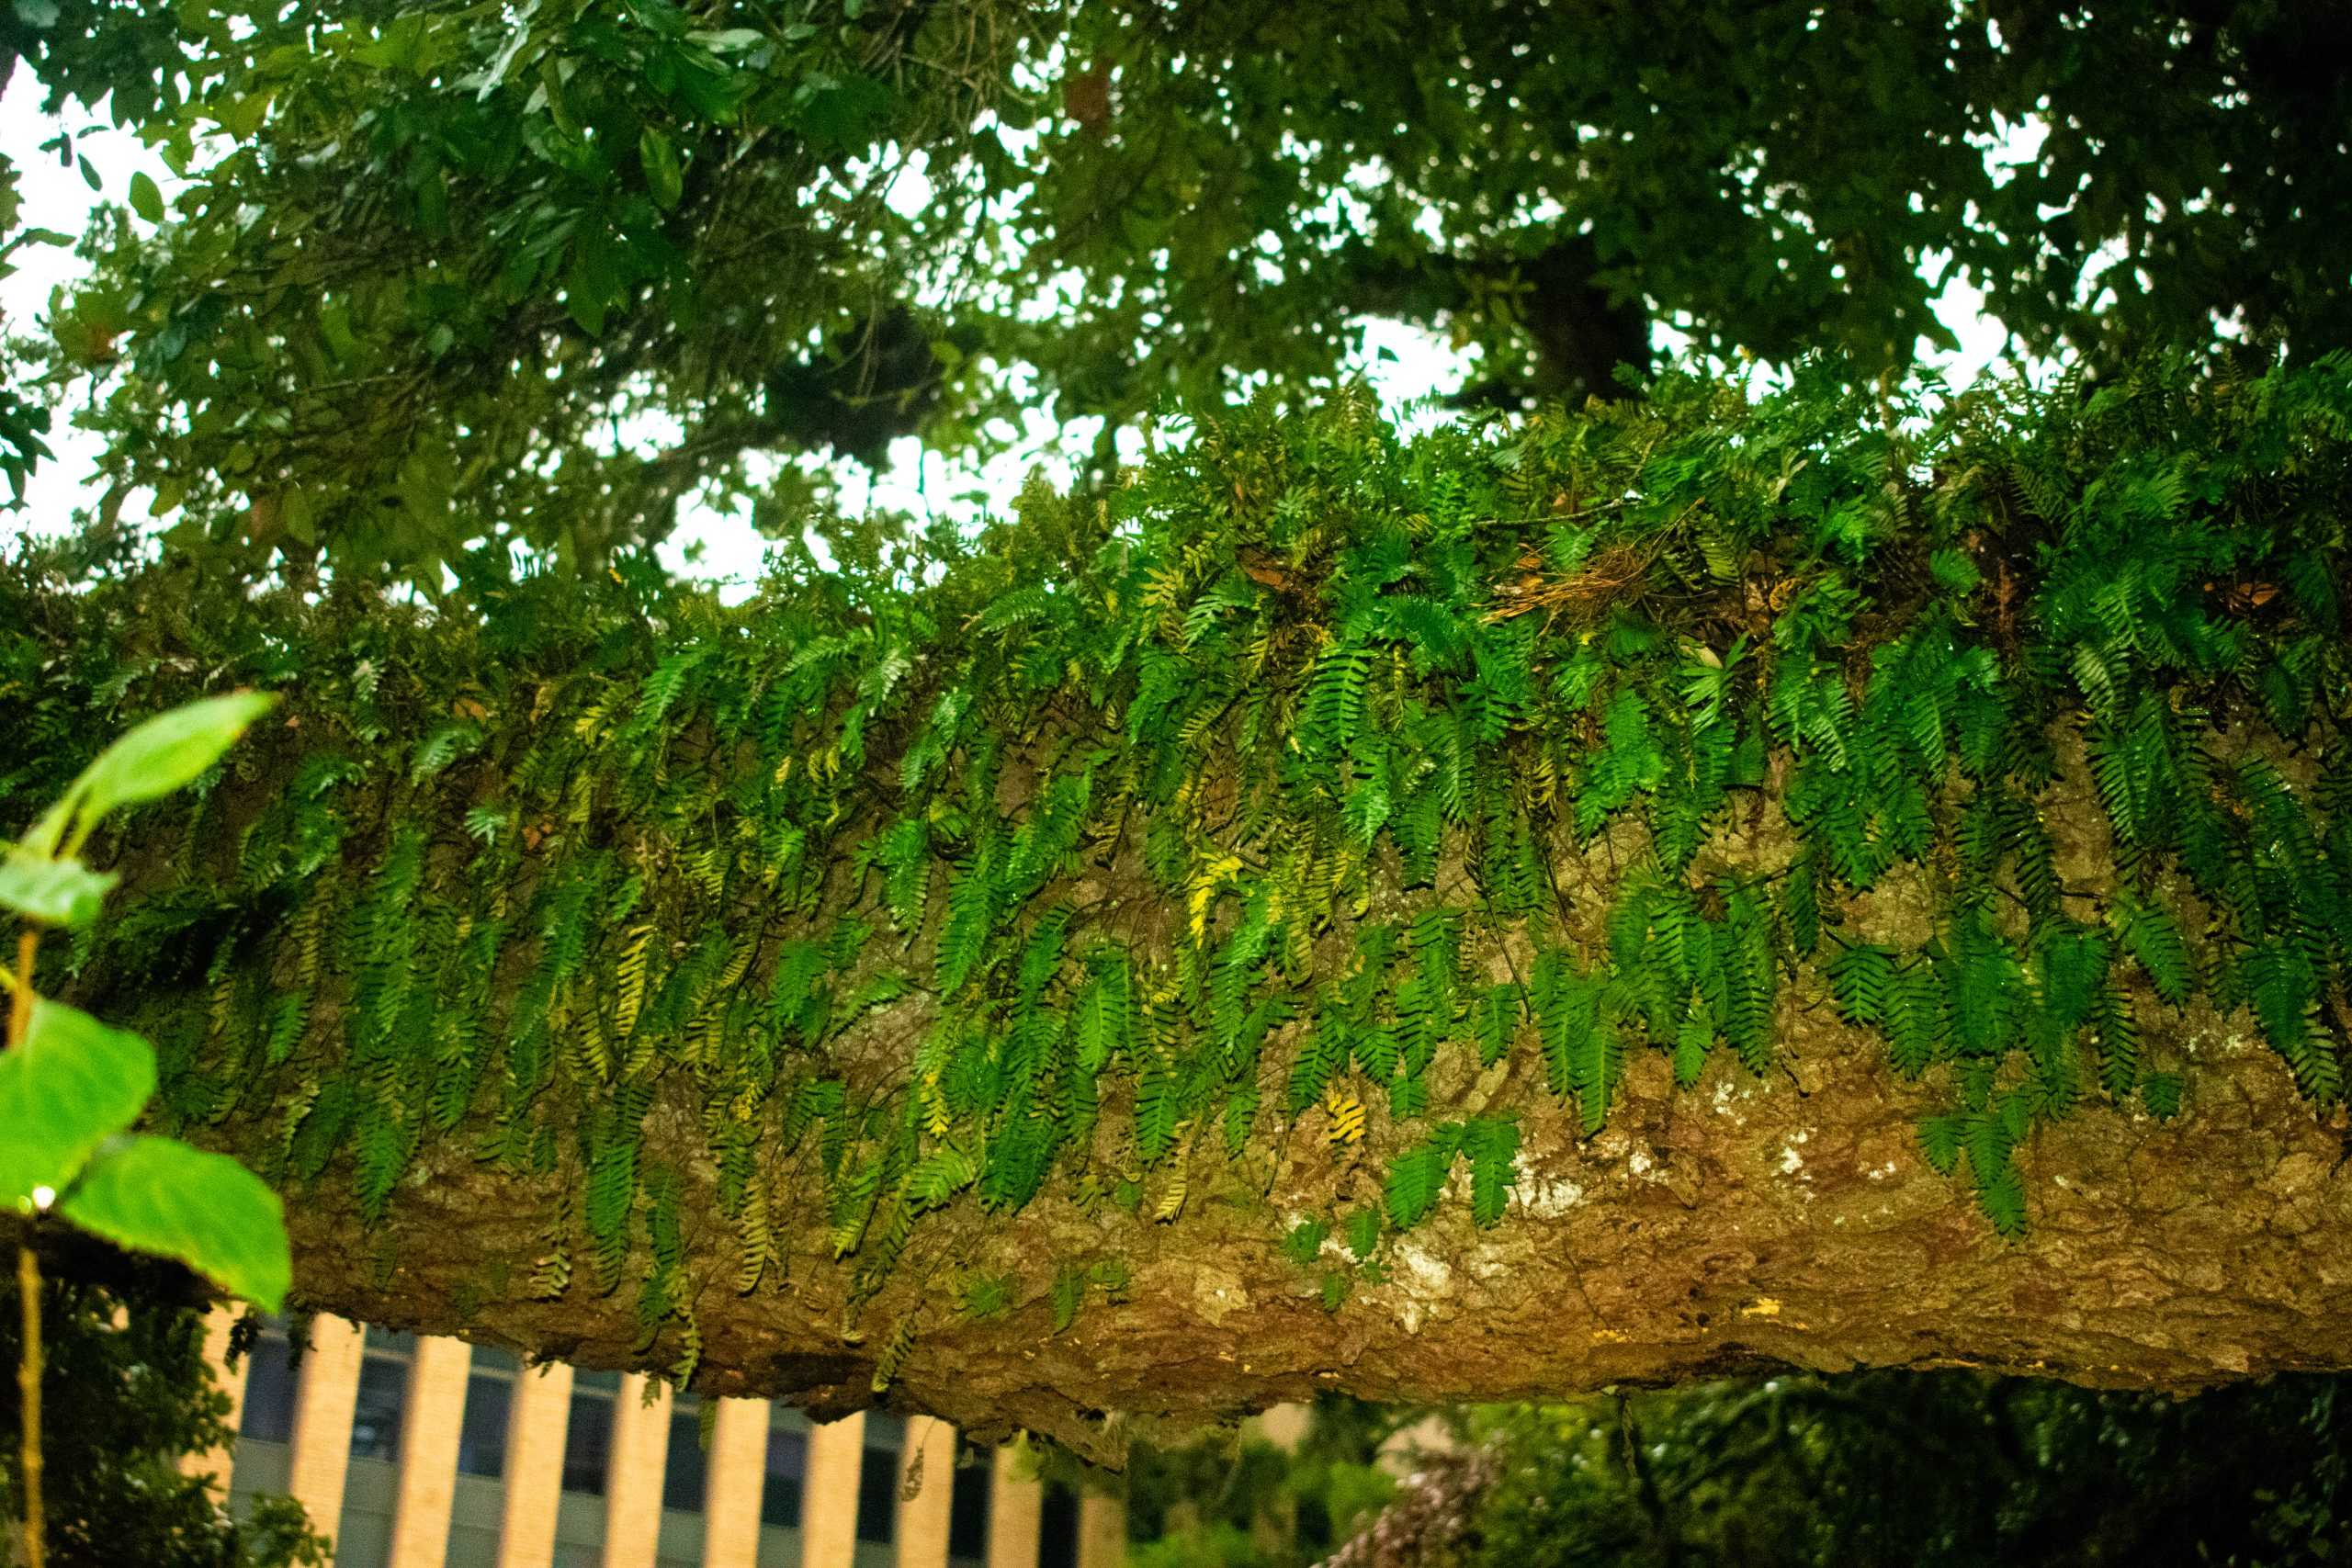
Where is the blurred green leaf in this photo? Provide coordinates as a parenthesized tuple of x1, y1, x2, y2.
(639, 126, 683, 209)
(0, 998, 157, 1209)
(690, 27, 767, 52)
(0, 848, 118, 927)
(71, 690, 276, 839)
(128, 170, 164, 222)
(796, 71, 890, 150)
(59, 1134, 292, 1311)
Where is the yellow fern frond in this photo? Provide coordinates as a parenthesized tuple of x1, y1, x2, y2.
(569, 1010, 611, 1082)
(1325, 1085, 1366, 1148)
(685, 1008, 721, 1069)
(1142, 565, 1185, 614)
(1153, 1164, 1191, 1223)
(615, 923, 654, 1038)
(1188, 852, 1243, 943)
(736, 1184, 772, 1293)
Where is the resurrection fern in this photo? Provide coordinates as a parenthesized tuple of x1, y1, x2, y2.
(1463, 1117, 1521, 1229)
(1383, 1123, 1461, 1232)
(6, 351, 2350, 1359)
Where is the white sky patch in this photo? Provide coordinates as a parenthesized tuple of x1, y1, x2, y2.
(2, 62, 160, 547)
(1, 62, 2075, 589)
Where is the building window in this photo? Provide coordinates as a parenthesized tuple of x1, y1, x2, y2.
(562, 1370, 621, 1496)
(348, 1327, 416, 1462)
(947, 1438, 993, 1562)
(855, 1413, 905, 1545)
(762, 1410, 809, 1529)
(663, 1397, 708, 1515)
(456, 1348, 519, 1480)
(1038, 1481, 1080, 1568)
(238, 1319, 298, 1444)
(335, 1327, 417, 1568)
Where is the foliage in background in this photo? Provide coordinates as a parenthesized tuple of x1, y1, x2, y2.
(2, 1, 2347, 581)
(1025, 1397, 1402, 1568)
(0, 1271, 324, 1568)
(1095, 1375, 2352, 1568)
(2, 354, 2346, 1373)
(1422, 1371, 2352, 1568)
(1091, 1382, 2352, 1561)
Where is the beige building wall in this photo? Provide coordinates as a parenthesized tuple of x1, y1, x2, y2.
(1376, 1411, 1457, 1474)
(185, 1305, 250, 1492)
(286, 1314, 367, 1542)
(198, 1325, 1046, 1568)
(801, 1410, 867, 1568)
(600, 1374, 672, 1568)
(895, 1415, 959, 1568)
(387, 1336, 472, 1568)
(1251, 1404, 1313, 1452)
(701, 1396, 773, 1568)
(1077, 1492, 1126, 1568)
(496, 1358, 576, 1568)
(986, 1446, 1044, 1568)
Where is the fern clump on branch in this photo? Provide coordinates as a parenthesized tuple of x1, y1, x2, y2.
(5, 351, 2350, 1353)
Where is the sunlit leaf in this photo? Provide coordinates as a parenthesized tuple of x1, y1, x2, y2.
(639, 126, 683, 209)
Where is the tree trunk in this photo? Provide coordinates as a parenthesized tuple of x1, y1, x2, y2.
(120, 727, 2343, 1464)
(246, 953, 2346, 1462)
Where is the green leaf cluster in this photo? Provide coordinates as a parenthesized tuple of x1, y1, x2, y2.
(3, 693, 290, 1310)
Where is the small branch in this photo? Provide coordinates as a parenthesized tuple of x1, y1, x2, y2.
(12, 919, 45, 1568)
(1615, 1393, 1680, 1568)
(15, 1246, 41, 1568)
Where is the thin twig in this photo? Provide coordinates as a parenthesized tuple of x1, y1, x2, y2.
(15, 1247, 40, 1568)
(11, 923, 44, 1568)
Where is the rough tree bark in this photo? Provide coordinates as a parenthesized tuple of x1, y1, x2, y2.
(117, 735, 2352, 1464)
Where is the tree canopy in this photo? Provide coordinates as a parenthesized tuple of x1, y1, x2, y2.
(5, 0, 2348, 577)
(4, 0, 2352, 1450)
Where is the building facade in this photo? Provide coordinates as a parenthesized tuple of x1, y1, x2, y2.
(187, 1311, 1127, 1568)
